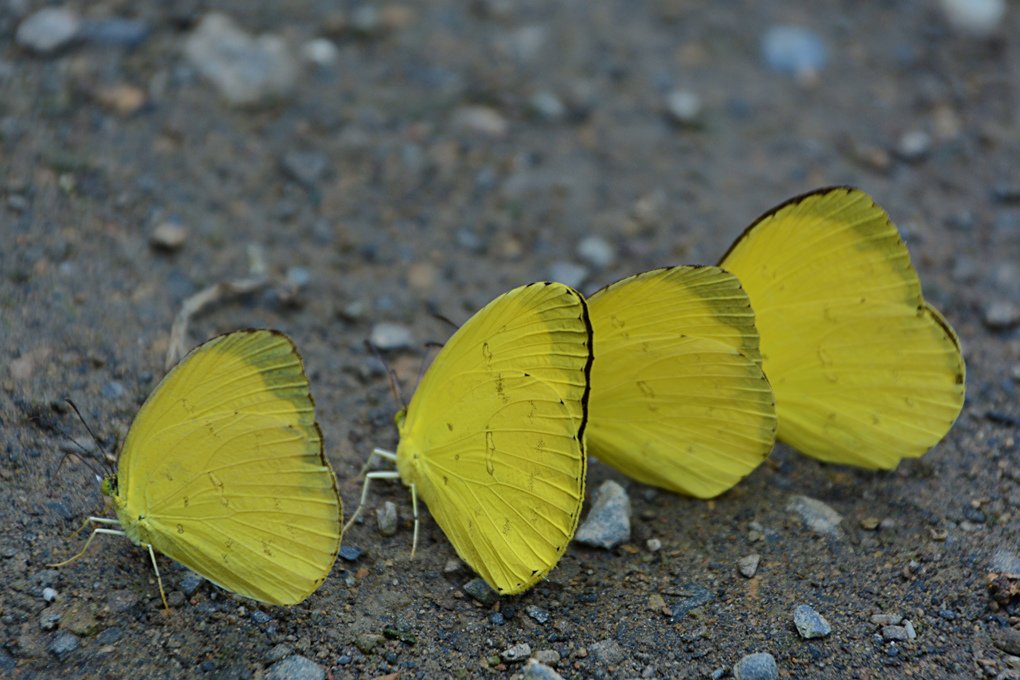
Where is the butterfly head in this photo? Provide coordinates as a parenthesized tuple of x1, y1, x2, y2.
(100, 474, 119, 498)
(394, 407, 407, 430)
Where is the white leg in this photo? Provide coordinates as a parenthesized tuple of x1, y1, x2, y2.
(65, 515, 121, 541)
(146, 544, 169, 610)
(410, 482, 419, 559)
(49, 526, 126, 567)
(355, 448, 398, 477)
(342, 470, 401, 535)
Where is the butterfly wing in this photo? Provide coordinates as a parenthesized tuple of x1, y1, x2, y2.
(396, 282, 592, 594)
(719, 187, 966, 468)
(587, 266, 776, 497)
(115, 330, 342, 605)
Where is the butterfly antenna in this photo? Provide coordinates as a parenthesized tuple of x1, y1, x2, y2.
(65, 399, 115, 477)
(364, 340, 405, 411)
(432, 312, 459, 331)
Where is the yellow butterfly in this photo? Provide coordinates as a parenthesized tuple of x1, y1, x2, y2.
(346, 282, 592, 595)
(54, 330, 343, 606)
(719, 186, 966, 468)
(585, 266, 777, 498)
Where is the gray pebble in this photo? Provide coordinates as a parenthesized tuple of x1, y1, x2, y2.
(78, 17, 149, 48)
(281, 151, 329, 187)
(670, 582, 714, 621)
(787, 495, 843, 536)
(761, 26, 827, 81)
(166, 591, 186, 608)
(646, 538, 662, 552)
(301, 38, 339, 68)
(870, 613, 903, 626)
(882, 625, 910, 641)
(992, 628, 1020, 656)
(265, 655, 325, 680)
(738, 554, 761, 578)
(40, 610, 61, 631)
(501, 642, 531, 662)
(992, 549, 1020, 573)
(529, 91, 566, 121)
(574, 480, 631, 549)
(183, 13, 298, 107)
(179, 571, 204, 596)
(733, 652, 778, 680)
(150, 221, 188, 251)
(525, 604, 550, 624)
(443, 558, 463, 574)
(451, 106, 508, 138)
(33, 569, 60, 588)
(896, 130, 931, 162)
(16, 8, 80, 54)
(102, 381, 126, 400)
(548, 261, 589, 289)
(904, 620, 917, 640)
(984, 301, 1020, 330)
(664, 89, 703, 126)
(42, 587, 58, 602)
(532, 649, 560, 664)
(793, 604, 831, 639)
(286, 266, 312, 290)
(939, 0, 1005, 37)
(265, 643, 294, 663)
(369, 322, 414, 350)
(588, 638, 624, 665)
(463, 577, 498, 605)
(576, 235, 616, 269)
(48, 632, 79, 661)
(376, 501, 398, 536)
(522, 659, 565, 680)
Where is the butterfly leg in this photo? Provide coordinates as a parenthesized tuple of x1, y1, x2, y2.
(63, 515, 121, 541)
(48, 524, 126, 567)
(354, 447, 397, 478)
(145, 543, 169, 610)
(342, 470, 401, 535)
(410, 482, 419, 560)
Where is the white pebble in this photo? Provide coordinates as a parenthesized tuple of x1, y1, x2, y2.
(42, 587, 58, 602)
(646, 538, 662, 552)
(301, 38, 339, 67)
(576, 235, 616, 269)
(939, 0, 1005, 37)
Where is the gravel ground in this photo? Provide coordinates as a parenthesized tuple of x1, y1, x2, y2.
(3, 1, 1020, 678)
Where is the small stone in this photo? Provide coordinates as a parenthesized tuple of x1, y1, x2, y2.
(859, 517, 881, 531)
(548, 261, 589, 290)
(576, 236, 616, 269)
(489, 612, 505, 625)
(183, 13, 298, 107)
(42, 587, 57, 603)
(102, 381, 126, 400)
(463, 577, 498, 605)
(992, 549, 1020, 573)
(78, 17, 149, 48)
(522, 659, 565, 680)
(793, 604, 831, 639)
(904, 620, 917, 640)
(285, 266, 311, 291)
(532, 649, 560, 665)
(166, 591, 185, 608)
(339, 545, 362, 563)
(574, 480, 631, 549)
(670, 583, 714, 621)
(265, 643, 293, 663)
(354, 633, 385, 654)
(96, 627, 122, 645)
(647, 593, 667, 613)
(49, 632, 80, 661)
(939, 0, 1005, 37)
(738, 554, 761, 578)
(376, 501, 398, 536)
(588, 639, 624, 665)
(301, 38, 339, 67)
(529, 91, 566, 121)
(281, 151, 329, 187)
(525, 605, 550, 624)
(787, 495, 843, 536)
(984, 301, 1020, 330)
(882, 625, 910, 641)
(761, 25, 827, 82)
(150, 222, 188, 251)
(870, 613, 903, 626)
(265, 655, 325, 680)
(451, 106, 508, 138)
(16, 8, 80, 54)
(896, 130, 931, 162)
(733, 652, 778, 680)
(179, 571, 204, 596)
(502, 642, 531, 662)
(94, 84, 147, 116)
(369, 322, 414, 350)
(646, 538, 662, 552)
(443, 558, 463, 574)
(664, 89, 702, 126)
(40, 611, 61, 631)
(994, 629, 1020, 656)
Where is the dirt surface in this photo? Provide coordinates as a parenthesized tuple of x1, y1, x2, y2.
(3, 1, 1020, 678)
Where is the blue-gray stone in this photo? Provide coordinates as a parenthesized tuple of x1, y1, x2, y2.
(526, 605, 550, 624)
(180, 571, 204, 596)
(733, 652, 778, 680)
(574, 480, 631, 549)
(463, 577, 498, 605)
(16, 8, 80, 54)
(761, 26, 828, 78)
(670, 582, 714, 621)
(522, 660, 565, 680)
(339, 545, 362, 562)
(793, 604, 831, 639)
(79, 18, 149, 47)
(49, 632, 79, 661)
(97, 627, 122, 644)
(265, 655, 325, 680)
